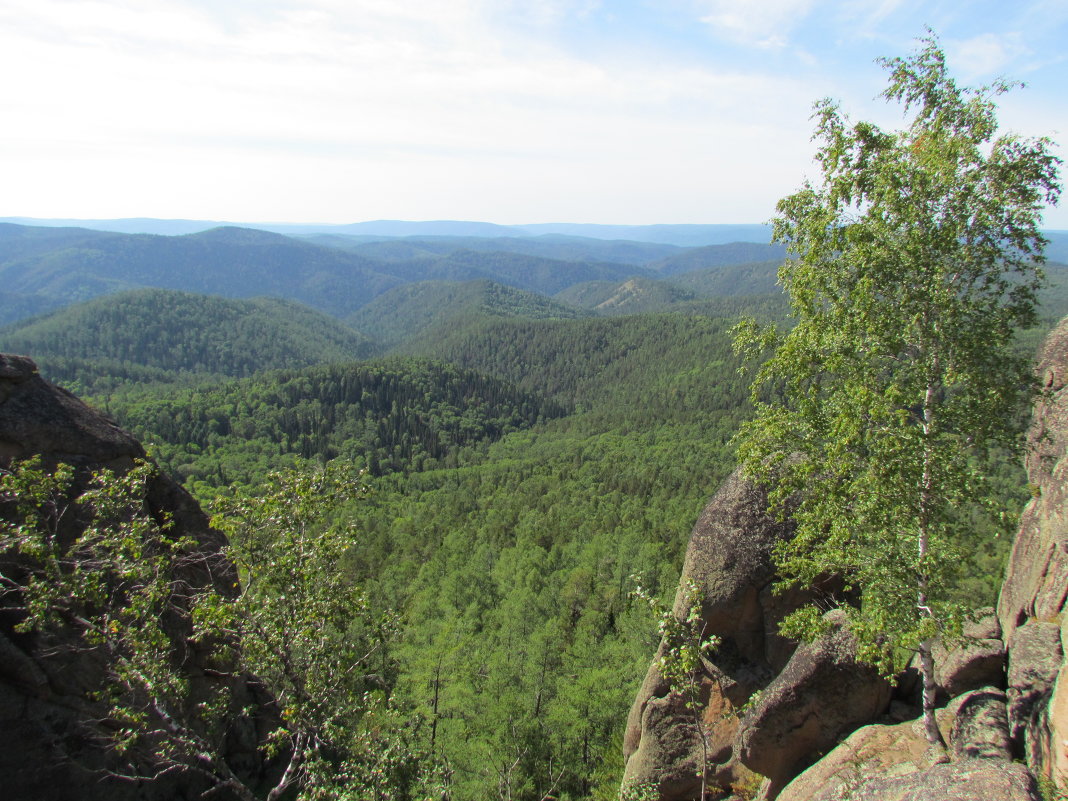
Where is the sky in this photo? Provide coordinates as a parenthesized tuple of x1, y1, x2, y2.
(2, 0, 1066, 228)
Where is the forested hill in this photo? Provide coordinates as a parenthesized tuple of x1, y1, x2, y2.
(0, 225, 402, 320)
(361, 248, 652, 294)
(349, 279, 589, 348)
(0, 221, 793, 327)
(0, 289, 375, 392)
(83, 304, 759, 800)
(400, 312, 752, 418)
(651, 241, 787, 275)
(17, 283, 1042, 800)
(307, 233, 682, 266)
(108, 358, 568, 490)
(666, 258, 785, 297)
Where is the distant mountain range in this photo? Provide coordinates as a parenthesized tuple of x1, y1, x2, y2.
(0, 222, 789, 326)
(1, 217, 775, 247)
(3, 219, 1066, 362)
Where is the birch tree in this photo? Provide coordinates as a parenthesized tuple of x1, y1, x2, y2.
(733, 33, 1060, 745)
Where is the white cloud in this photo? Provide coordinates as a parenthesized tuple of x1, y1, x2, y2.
(697, 0, 817, 49)
(945, 32, 1032, 82)
(488, 0, 602, 27)
(1, 0, 1063, 225)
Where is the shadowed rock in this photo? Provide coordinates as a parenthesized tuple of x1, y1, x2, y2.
(622, 468, 846, 800)
(946, 687, 1012, 761)
(0, 354, 264, 801)
(735, 610, 892, 792)
(934, 611, 1005, 703)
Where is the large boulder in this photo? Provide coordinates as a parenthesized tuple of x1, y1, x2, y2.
(839, 761, 1040, 801)
(776, 719, 932, 801)
(735, 610, 892, 792)
(622, 469, 799, 799)
(0, 353, 143, 464)
(1006, 620, 1063, 768)
(933, 611, 1006, 703)
(622, 469, 851, 800)
(778, 692, 1028, 801)
(946, 687, 1012, 761)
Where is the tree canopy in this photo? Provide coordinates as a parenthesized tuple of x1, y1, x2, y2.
(733, 33, 1061, 744)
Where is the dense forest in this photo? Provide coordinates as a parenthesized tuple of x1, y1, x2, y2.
(1, 221, 1064, 800)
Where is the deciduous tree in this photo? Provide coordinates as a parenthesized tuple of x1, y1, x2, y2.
(0, 458, 442, 799)
(733, 33, 1061, 745)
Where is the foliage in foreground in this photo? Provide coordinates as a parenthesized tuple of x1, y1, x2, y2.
(0, 458, 443, 800)
(632, 580, 720, 801)
(734, 33, 1061, 745)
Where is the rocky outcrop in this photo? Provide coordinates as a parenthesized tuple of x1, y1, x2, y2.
(0, 353, 143, 463)
(621, 470, 789, 799)
(1007, 621, 1063, 766)
(0, 354, 265, 801)
(627, 317, 1068, 800)
(735, 610, 892, 793)
(778, 688, 1027, 801)
(1000, 320, 1068, 642)
(621, 469, 861, 800)
(997, 318, 1068, 785)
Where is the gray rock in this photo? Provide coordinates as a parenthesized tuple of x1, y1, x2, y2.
(1006, 620, 1063, 764)
(934, 613, 1006, 702)
(622, 468, 807, 800)
(945, 687, 1012, 760)
(998, 318, 1068, 643)
(736, 610, 892, 789)
(848, 760, 1040, 801)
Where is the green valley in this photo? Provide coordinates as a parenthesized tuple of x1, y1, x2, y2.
(1, 220, 1063, 800)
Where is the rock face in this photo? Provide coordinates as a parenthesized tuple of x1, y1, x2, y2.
(621, 469, 864, 800)
(933, 611, 1006, 703)
(735, 611, 892, 792)
(0, 355, 263, 801)
(777, 701, 1035, 801)
(998, 318, 1068, 785)
(622, 470, 785, 798)
(627, 316, 1068, 800)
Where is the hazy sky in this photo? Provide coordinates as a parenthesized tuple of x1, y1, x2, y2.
(3, 0, 1066, 227)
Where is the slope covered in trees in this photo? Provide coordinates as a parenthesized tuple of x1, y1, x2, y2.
(371, 249, 651, 296)
(15, 282, 1048, 800)
(555, 277, 696, 316)
(650, 242, 786, 275)
(0, 289, 376, 392)
(0, 225, 403, 318)
(0, 222, 788, 329)
(86, 308, 754, 800)
(348, 279, 589, 349)
(666, 258, 784, 297)
(106, 358, 567, 491)
(313, 233, 681, 266)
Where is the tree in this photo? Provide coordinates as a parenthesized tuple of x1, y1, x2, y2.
(0, 458, 443, 800)
(632, 579, 719, 801)
(732, 33, 1061, 746)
